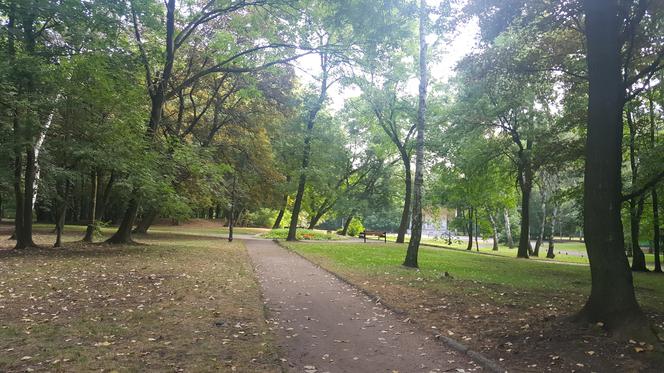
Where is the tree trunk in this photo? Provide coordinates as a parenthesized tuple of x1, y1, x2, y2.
(272, 194, 287, 229)
(0, 193, 3, 222)
(53, 180, 69, 248)
(474, 212, 480, 251)
(629, 197, 647, 271)
(403, 0, 427, 268)
(83, 171, 98, 242)
(503, 208, 514, 248)
(533, 199, 546, 257)
(517, 161, 532, 258)
(134, 208, 158, 234)
(396, 151, 412, 243)
(547, 205, 557, 259)
(341, 215, 353, 236)
(578, 0, 651, 338)
(466, 207, 474, 251)
(287, 55, 329, 241)
(228, 174, 237, 242)
(106, 197, 139, 244)
(653, 190, 662, 273)
(489, 213, 499, 251)
(21, 146, 36, 247)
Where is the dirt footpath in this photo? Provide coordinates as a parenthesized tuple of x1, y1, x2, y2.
(245, 238, 482, 373)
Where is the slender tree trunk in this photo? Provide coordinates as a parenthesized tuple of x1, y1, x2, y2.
(83, 171, 98, 242)
(533, 199, 546, 257)
(489, 213, 499, 251)
(96, 172, 115, 222)
(396, 152, 412, 243)
(403, 0, 427, 268)
(578, 0, 651, 338)
(653, 190, 662, 273)
(228, 174, 237, 242)
(341, 215, 353, 236)
(474, 212, 480, 251)
(0, 193, 3, 222)
(466, 207, 474, 251)
(629, 197, 647, 271)
(106, 197, 138, 244)
(503, 208, 514, 248)
(272, 198, 287, 229)
(53, 180, 69, 248)
(517, 162, 532, 258)
(547, 205, 557, 259)
(287, 55, 329, 241)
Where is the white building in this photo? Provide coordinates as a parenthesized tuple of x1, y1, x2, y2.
(407, 208, 455, 238)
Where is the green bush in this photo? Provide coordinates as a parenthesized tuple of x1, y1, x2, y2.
(261, 228, 343, 240)
(246, 208, 277, 228)
(346, 219, 365, 237)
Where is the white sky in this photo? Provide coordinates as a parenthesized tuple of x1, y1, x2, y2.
(294, 15, 480, 110)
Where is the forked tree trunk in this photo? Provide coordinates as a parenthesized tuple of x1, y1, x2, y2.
(503, 208, 514, 248)
(403, 0, 427, 268)
(134, 208, 158, 234)
(533, 199, 546, 257)
(106, 198, 139, 244)
(578, 0, 652, 339)
(489, 213, 499, 251)
(83, 171, 98, 242)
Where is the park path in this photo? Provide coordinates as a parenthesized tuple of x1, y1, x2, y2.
(244, 238, 481, 373)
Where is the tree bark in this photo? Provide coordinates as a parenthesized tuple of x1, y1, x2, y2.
(53, 180, 69, 248)
(503, 208, 514, 248)
(578, 0, 651, 338)
(489, 213, 499, 251)
(466, 207, 474, 251)
(134, 208, 158, 234)
(83, 171, 98, 242)
(96, 172, 115, 222)
(517, 157, 532, 258)
(629, 196, 647, 271)
(106, 197, 138, 244)
(403, 0, 427, 268)
(21, 145, 36, 247)
(272, 193, 288, 229)
(533, 198, 546, 257)
(341, 215, 353, 236)
(287, 53, 329, 241)
(396, 150, 412, 243)
(547, 205, 557, 259)
(652, 190, 661, 272)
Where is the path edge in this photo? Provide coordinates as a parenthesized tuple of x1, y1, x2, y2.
(274, 239, 507, 373)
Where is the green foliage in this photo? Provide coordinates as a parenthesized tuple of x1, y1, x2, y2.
(262, 228, 342, 241)
(346, 218, 365, 237)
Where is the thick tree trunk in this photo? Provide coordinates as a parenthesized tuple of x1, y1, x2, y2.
(134, 208, 158, 234)
(308, 205, 328, 229)
(489, 213, 499, 251)
(629, 197, 647, 271)
(83, 171, 98, 242)
(12, 140, 25, 248)
(272, 194, 287, 229)
(21, 146, 36, 247)
(403, 0, 427, 268)
(547, 205, 557, 259)
(106, 198, 139, 244)
(341, 215, 353, 236)
(287, 55, 328, 241)
(396, 152, 412, 243)
(533, 199, 546, 257)
(578, 0, 651, 338)
(466, 207, 474, 251)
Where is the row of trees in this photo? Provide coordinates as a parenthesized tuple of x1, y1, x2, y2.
(1, 0, 663, 340)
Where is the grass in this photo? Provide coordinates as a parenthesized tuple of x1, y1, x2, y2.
(368, 234, 662, 267)
(261, 228, 344, 241)
(280, 240, 664, 372)
(0, 226, 280, 372)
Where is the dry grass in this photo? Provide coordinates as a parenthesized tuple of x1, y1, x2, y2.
(0, 225, 280, 372)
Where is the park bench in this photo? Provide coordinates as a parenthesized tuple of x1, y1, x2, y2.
(359, 230, 387, 243)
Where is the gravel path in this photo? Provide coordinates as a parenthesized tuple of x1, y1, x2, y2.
(244, 238, 481, 373)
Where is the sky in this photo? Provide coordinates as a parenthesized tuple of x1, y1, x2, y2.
(293, 15, 481, 110)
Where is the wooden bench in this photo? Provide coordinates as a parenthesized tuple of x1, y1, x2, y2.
(359, 230, 387, 243)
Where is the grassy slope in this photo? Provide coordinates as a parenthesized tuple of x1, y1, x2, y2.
(0, 229, 280, 372)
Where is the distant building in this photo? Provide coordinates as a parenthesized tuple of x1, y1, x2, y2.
(407, 207, 455, 238)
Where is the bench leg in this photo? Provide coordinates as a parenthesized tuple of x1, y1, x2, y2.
(364, 235, 366, 243)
